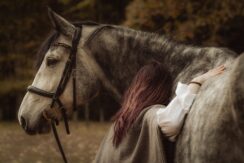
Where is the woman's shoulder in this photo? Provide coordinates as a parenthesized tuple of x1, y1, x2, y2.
(130, 104, 166, 129)
(135, 104, 166, 124)
(131, 104, 165, 130)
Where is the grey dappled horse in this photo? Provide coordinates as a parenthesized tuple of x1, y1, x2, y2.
(18, 10, 244, 163)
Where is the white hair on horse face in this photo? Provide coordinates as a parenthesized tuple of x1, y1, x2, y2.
(18, 26, 105, 132)
(18, 36, 71, 127)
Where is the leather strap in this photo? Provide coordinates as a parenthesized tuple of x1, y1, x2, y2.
(51, 120, 68, 163)
(27, 86, 54, 98)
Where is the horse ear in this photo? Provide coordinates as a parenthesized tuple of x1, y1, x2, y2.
(48, 7, 75, 37)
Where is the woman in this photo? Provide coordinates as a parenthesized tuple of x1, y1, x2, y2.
(94, 61, 225, 163)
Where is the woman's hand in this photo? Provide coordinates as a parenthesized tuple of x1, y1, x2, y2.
(192, 65, 226, 84)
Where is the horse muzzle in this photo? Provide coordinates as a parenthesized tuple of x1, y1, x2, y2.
(20, 114, 51, 135)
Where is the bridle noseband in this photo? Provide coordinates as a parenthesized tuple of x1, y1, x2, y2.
(27, 27, 81, 163)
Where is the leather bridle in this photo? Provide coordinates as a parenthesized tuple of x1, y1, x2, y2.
(26, 23, 118, 163)
(27, 27, 81, 163)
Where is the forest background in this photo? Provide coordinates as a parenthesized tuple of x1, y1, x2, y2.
(1, 0, 243, 121)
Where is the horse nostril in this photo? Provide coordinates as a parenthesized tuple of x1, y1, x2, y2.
(20, 116, 27, 130)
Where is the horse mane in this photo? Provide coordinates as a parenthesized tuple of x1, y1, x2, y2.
(36, 31, 59, 69)
(36, 20, 236, 84)
(37, 19, 195, 74)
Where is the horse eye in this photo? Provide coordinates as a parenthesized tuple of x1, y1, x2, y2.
(46, 58, 59, 66)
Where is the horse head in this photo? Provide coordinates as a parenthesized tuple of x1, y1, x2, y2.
(18, 9, 101, 134)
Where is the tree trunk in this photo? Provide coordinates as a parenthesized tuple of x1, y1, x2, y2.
(85, 103, 90, 127)
(99, 107, 104, 122)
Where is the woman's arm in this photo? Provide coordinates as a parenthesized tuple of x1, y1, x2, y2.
(189, 64, 226, 93)
(157, 65, 225, 141)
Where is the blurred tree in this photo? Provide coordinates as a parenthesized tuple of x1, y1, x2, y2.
(124, 0, 244, 53)
(0, 0, 52, 120)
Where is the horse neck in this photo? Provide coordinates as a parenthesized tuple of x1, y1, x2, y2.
(85, 26, 204, 93)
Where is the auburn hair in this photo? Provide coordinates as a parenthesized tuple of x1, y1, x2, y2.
(113, 61, 173, 146)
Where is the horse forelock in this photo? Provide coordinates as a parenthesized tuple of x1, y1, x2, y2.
(36, 30, 59, 69)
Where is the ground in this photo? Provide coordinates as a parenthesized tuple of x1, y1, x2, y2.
(0, 121, 111, 163)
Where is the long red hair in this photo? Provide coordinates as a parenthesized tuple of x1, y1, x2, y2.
(113, 61, 173, 146)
